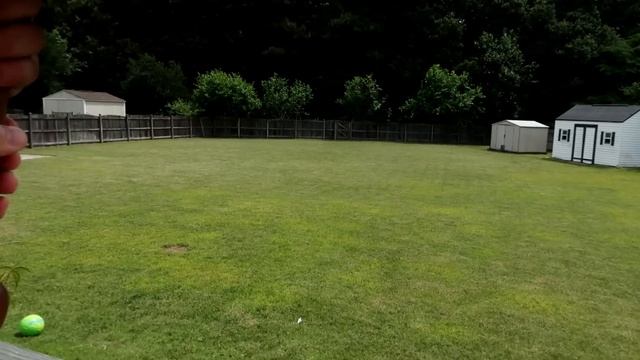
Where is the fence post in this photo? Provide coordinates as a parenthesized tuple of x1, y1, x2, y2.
(170, 115, 175, 139)
(376, 123, 380, 141)
(149, 115, 155, 139)
(125, 115, 131, 141)
(431, 124, 434, 143)
(189, 117, 193, 138)
(66, 113, 71, 145)
(349, 121, 353, 140)
(404, 123, 408, 143)
(323, 120, 326, 140)
(237, 118, 241, 138)
(334, 120, 337, 140)
(294, 119, 298, 139)
(98, 114, 104, 143)
(27, 113, 33, 148)
(266, 119, 269, 139)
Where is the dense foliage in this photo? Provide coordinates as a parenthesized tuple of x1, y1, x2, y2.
(261, 74, 313, 119)
(338, 75, 386, 121)
(13, 0, 640, 124)
(400, 65, 483, 123)
(193, 70, 261, 117)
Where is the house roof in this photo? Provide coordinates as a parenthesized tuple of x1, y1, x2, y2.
(58, 90, 126, 103)
(557, 105, 640, 123)
(494, 120, 548, 128)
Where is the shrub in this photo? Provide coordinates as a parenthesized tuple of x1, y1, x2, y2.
(193, 70, 261, 117)
(337, 75, 385, 120)
(166, 99, 201, 117)
(261, 74, 313, 119)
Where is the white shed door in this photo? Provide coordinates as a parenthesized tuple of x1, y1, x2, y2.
(572, 125, 597, 164)
(496, 125, 507, 150)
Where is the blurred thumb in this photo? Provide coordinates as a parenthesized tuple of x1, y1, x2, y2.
(0, 125, 27, 156)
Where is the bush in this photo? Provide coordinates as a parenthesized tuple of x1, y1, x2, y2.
(337, 75, 385, 120)
(166, 99, 201, 117)
(261, 74, 313, 119)
(400, 65, 482, 123)
(193, 70, 261, 117)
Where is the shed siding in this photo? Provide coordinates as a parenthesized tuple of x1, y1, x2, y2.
(592, 122, 622, 166)
(43, 99, 84, 115)
(490, 123, 498, 149)
(517, 128, 548, 153)
(85, 102, 126, 116)
(618, 113, 640, 167)
(553, 120, 624, 166)
(552, 121, 573, 161)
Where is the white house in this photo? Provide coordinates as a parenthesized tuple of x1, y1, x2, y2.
(552, 104, 640, 167)
(490, 120, 549, 153)
(43, 90, 126, 116)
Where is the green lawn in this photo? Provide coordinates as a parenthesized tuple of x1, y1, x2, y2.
(1, 139, 639, 359)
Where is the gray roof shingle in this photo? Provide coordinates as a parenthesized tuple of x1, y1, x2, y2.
(557, 105, 640, 123)
(64, 90, 126, 103)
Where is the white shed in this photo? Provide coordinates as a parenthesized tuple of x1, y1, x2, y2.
(43, 90, 126, 116)
(552, 105, 640, 167)
(490, 120, 549, 153)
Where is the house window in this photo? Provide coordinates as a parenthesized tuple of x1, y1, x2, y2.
(559, 129, 570, 142)
(600, 132, 616, 146)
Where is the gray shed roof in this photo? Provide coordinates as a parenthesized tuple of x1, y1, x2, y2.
(63, 90, 126, 103)
(557, 105, 640, 123)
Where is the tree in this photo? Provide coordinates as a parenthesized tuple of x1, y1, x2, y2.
(467, 31, 536, 120)
(400, 65, 482, 123)
(39, 28, 82, 94)
(261, 74, 313, 119)
(121, 54, 189, 113)
(337, 75, 385, 121)
(193, 70, 262, 117)
(622, 82, 640, 103)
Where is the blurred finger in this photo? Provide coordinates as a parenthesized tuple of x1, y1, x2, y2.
(0, 125, 27, 156)
(0, 24, 43, 58)
(1, 116, 19, 127)
(0, 196, 8, 219)
(0, 153, 21, 171)
(0, 0, 41, 23)
(0, 172, 18, 194)
(0, 56, 38, 90)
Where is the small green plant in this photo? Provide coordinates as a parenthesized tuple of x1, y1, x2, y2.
(193, 70, 262, 117)
(337, 75, 385, 121)
(261, 74, 313, 119)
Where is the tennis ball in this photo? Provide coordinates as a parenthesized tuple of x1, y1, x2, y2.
(19, 314, 45, 336)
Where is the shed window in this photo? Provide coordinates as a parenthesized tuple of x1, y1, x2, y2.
(600, 132, 616, 146)
(559, 129, 570, 142)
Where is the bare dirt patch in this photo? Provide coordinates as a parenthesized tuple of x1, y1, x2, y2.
(163, 244, 189, 254)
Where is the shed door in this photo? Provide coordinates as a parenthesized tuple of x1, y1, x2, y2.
(571, 125, 597, 164)
(497, 125, 507, 150)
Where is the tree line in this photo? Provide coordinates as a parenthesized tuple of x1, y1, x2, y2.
(12, 0, 640, 126)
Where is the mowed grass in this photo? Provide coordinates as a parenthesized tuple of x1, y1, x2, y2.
(1, 139, 639, 359)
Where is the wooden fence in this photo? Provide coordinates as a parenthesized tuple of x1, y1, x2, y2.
(11, 114, 493, 148)
(11, 114, 203, 147)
